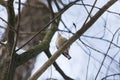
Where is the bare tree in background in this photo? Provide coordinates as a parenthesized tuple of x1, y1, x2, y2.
(0, 0, 119, 80)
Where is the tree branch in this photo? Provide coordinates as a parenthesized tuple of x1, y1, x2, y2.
(29, 0, 117, 80)
(0, 0, 6, 7)
(16, 0, 79, 67)
(6, 0, 16, 80)
(44, 48, 74, 80)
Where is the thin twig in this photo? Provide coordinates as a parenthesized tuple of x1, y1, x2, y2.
(81, 0, 98, 27)
(80, 39, 118, 68)
(105, 49, 120, 77)
(76, 3, 120, 16)
(101, 73, 120, 80)
(16, 0, 80, 52)
(95, 27, 120, 79)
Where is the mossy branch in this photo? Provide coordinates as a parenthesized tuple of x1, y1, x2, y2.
(16, 21, 59, 66)
(16, 0, 79, 67)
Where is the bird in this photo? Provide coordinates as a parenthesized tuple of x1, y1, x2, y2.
(55, 33, 71, 60)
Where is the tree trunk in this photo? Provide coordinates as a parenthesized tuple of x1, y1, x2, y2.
(0, 0, 50, 80)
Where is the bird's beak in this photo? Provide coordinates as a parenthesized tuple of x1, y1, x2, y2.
(62, 52, 71, 60)
(66, 55, 71, 60)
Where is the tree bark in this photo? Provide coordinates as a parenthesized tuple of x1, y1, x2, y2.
(0, 0, 49, 80)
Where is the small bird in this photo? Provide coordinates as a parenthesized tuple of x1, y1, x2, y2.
(55, 33, 71, 60)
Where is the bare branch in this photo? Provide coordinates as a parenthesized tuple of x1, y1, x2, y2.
(29, 0, 117, 80)
(15, 0, 80, 67)
(44, 48, 74, 80)
(95, 27, 120, 79)
(101, 73, 120, 80)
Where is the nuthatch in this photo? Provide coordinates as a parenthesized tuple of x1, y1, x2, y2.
(55, 33, 71, 60)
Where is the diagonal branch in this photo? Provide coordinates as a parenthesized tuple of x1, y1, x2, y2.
(16, 0, 79, 52)
(44, 48, 73, 80)
(95, 28, 120, 80)
(16, 0, 79, 67)
(29, 0, 117, 80)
